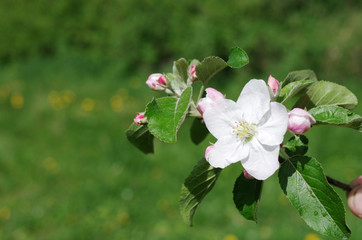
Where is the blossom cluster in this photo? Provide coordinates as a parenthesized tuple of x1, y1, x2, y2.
(136, 71, 318, 180)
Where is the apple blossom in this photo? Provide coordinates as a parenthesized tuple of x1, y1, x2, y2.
(267, 75, 281, 100)
(288, 108, 316, 134)
(134, 113, 147, 126)
(197, 88, 225, 115)
(146, 73, 167, 91)
(202, 79, 288, 180)
(347, 176, 362, 218)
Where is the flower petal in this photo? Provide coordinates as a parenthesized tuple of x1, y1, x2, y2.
(256, 102, 288, 146)
(208, 137, 250, 169)
(241, 139, 280, 180)
(203, 99, 243, 139)
(237, 79, 271, 124)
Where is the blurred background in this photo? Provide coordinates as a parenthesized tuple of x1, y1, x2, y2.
(0, 0, 361, 239)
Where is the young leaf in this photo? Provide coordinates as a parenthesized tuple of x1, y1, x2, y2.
(190, 118, 209, 145)
(309, 105, 362, 132)
(126, 123, 154, 154)
(281, 69, 317, 87)
(145, 87, 192, 143)
(227, 47, 249, 68)
(173, 58, 189, 83)
(295, 81, 358, 110)
(190, 59, 201, 66)
(279, 156, 351, 239)
(233, 173, 263, 222)
(195, 56, 227, 84)
(279, 80, 315, 104)
(284, 135, 309, 157)
(180, 158, 222, 226)
(166, 73, 185, 96)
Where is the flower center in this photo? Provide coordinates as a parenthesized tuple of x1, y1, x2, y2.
(232, 120, 256, 142)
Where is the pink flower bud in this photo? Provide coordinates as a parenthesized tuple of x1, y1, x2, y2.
(134, 112, 147, 126)
(197, 88, 225, 115)
(146, 73, 167, 91)
(189, 64, 197, 78)
(288, 108, 316, 134)
(205, 145, 214, 161)
(243, 170, 254, 179)
(267, 75, 281, 99)
(348, 176, 362, 218)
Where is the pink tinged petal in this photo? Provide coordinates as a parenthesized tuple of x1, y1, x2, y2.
(205, 88, 225, 101)
(197, 88, 225, 115)
(146, 73, 166, 91)
(204, 145, 214, 161)
(203, 99, 243, 139)
(158, 75, 167, 85)
(288, 108, 316, 134)
(348, 186, 362, 218)
(348, 176, 362, 218)
(241, 139, 280, 180)
(189, 64, 197, 78)
(134, 113, 147, 125)
(288, 108, 316, 123)
(197, 97, 210, 115)
(237, 79, 271, 124)
(267, 75, 281, 95)
(208, 137, 250, 169)
(256, 102, 288, 146)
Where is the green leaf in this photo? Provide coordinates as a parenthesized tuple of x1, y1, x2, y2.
(195, 56, 227, 84)
(279, 80, 315, 104)
(282, 70, 317, 87)
(279, 156, 351, 239)
(179, 158, 222, 226)
(309, 105, 362, 132)
(173, 58, 189, 83)
(227, 47, 249, 68)
(284, 135, 309, 157)
(295, 81, 358, 110)
(190, 118, 209, 145)
(189, 59, 200, 66)
(145, 87, 192, 143)
(125, 123, 154, 154)
(233, 173, 263, 222)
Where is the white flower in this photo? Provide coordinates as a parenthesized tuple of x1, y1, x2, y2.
(202, 79, 288, 180)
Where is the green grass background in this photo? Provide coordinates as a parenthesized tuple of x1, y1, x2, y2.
(0, 0, 361, 239)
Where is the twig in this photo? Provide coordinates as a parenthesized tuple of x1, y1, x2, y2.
(326, 176, 351, 192)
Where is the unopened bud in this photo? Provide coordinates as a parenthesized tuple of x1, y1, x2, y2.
(205, 145, 214, 161)
(288, 108, 316, 134)
(134, 112, 147, 126)
(146, 73, 167, 91)
(197, 88, 225, 115)
(267, 75, 281, 100)
(347, 176, 362, 218)
(243, 170, 254, 179)
(189, 64, 197, 79)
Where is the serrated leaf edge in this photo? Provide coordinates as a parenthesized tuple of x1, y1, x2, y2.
(282, 157, 350, 239)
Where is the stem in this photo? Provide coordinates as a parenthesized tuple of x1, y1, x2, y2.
(326, 176, 351, 192)
(188, 102, 202, 118)
(197, 85, 205, 103)
(278, 156, 351, 192)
